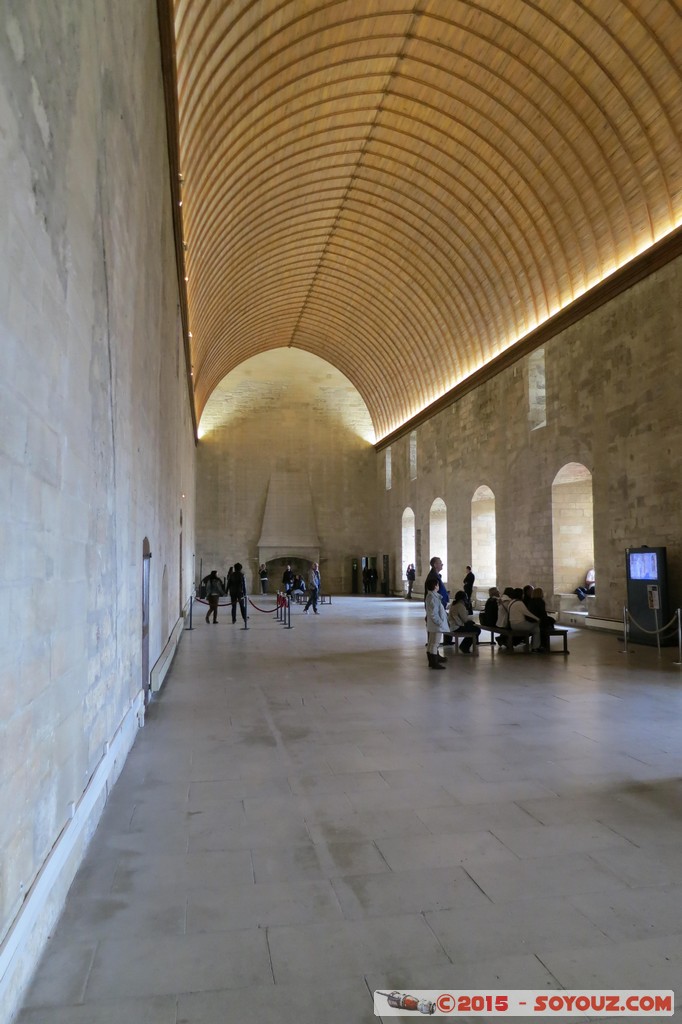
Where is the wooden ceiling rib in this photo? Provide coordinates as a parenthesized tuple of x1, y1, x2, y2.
(171, 0, 682, 438)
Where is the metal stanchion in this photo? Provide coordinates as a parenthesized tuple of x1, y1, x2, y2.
(620, 605, 630, 654)
(242, 594, 249, 630)
(187, 594, 194, 631)
(654, 607, 661, 658)
(285, 594, 293, 629)
(674, 608, 682, 667)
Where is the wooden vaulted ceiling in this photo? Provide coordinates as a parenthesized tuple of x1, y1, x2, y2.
(170, 0, 682, 441)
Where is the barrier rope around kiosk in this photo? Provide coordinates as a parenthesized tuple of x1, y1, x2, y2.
(622, 605, 682, 665)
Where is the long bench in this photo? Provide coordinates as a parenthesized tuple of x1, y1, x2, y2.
(478, 625, 570, 655)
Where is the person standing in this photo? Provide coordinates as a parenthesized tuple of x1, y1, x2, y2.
(202, 570, 225, 624)
(282, 564, 294, 594)
(425, 577, 448, 669)
(228, 562, 247, 624)
(304, 562, 321, 615)
(425, 556, 452, 645)
(406, 563, 416, 599)
(259, 563, 268, 594)
(463, 565, 475, 613)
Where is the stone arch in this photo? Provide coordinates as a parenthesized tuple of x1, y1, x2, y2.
(429, 498, 448, 583)
(471, 485, 496, 589)
(552, 463, 594, 594)
(401, 507, 416, 581)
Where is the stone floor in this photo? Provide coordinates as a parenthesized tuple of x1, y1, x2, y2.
(16, 597, 682, 1023)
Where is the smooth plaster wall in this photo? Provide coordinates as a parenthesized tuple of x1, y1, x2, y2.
(379, 255, 682, 621)
(196, 349, 377, 593)
(0, 1, 195, 1015)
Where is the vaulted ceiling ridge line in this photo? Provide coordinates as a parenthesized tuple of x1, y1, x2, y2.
(286, 3, 424, 353)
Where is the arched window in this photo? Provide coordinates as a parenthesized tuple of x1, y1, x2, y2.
(401, 508, 416, 581)
(471, 486, 496, 588)
(552, 463, 594, 594)
(429, 498, 447, 582)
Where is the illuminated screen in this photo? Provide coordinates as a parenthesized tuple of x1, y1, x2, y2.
(629, 552, 658, 581)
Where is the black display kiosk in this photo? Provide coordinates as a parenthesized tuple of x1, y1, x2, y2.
(625, 546, 671, 646)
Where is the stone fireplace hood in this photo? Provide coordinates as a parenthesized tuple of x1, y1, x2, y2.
(257, 471, 320, 565)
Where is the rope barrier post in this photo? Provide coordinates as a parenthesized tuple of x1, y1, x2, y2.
(620, 605, 629, 654)
(186, 593, 194, 631)
(286, 594, 293, 629)
(654, 606, 661, 658)
(675, 608, 682, 668)
(242, 592, 249, 630)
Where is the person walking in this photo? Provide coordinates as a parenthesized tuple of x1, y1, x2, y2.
(406, 563, 416, 599)
(303, 562, 321, 615)
(259, 563, 268, 594)
(228, 562, 247, 624)
(201, 570, 225, 624)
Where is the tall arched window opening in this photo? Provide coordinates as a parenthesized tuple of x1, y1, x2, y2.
(429, 498, 447, 582)
(401, 508, 416, 583)
(471, 486, 496, 588)
(551, 463, 594, 595)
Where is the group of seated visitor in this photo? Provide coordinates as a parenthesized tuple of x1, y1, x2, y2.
(478, 585, 556, 652)
(441, 584, 556, 654)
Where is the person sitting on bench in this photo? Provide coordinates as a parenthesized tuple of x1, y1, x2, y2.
(447, 591, 481, 653)
(526, 587, 556, 649)
(509, 588, 543, 651)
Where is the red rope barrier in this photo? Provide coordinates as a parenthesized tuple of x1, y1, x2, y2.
(195, 597, 232, 607)
(247, 597, 277, 614)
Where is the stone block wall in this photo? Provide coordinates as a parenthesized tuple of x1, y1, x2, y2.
(378, 255, 682, 621)
(0, 2, 196, 1014)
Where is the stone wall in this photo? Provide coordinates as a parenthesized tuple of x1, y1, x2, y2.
(0, 2, 196, 1015)
(196, 350, 377, 593)
(378, 255, 682, 621)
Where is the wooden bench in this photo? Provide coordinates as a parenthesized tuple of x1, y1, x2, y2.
(544, 627, 570, 654)
(478, 625, 569, 655)
(447, 627, 482, 655)
(479, 625, 534, 653)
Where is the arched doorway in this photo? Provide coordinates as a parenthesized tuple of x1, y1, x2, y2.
(552, 463, 594, 594)
(471, 485, 496, 588)
(401, 507, 416, 585)
(429, 498, 447, 582)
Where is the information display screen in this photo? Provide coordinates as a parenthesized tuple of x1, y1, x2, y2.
(629, 551, 658, 581)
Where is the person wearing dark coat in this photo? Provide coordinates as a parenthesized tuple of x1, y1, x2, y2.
(228, 562, 247, 624)
(463, 565, 475, 613)
(526, 587, 555, 649)
(282, 564, 294, 593)
(202, 570, 225, 624)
